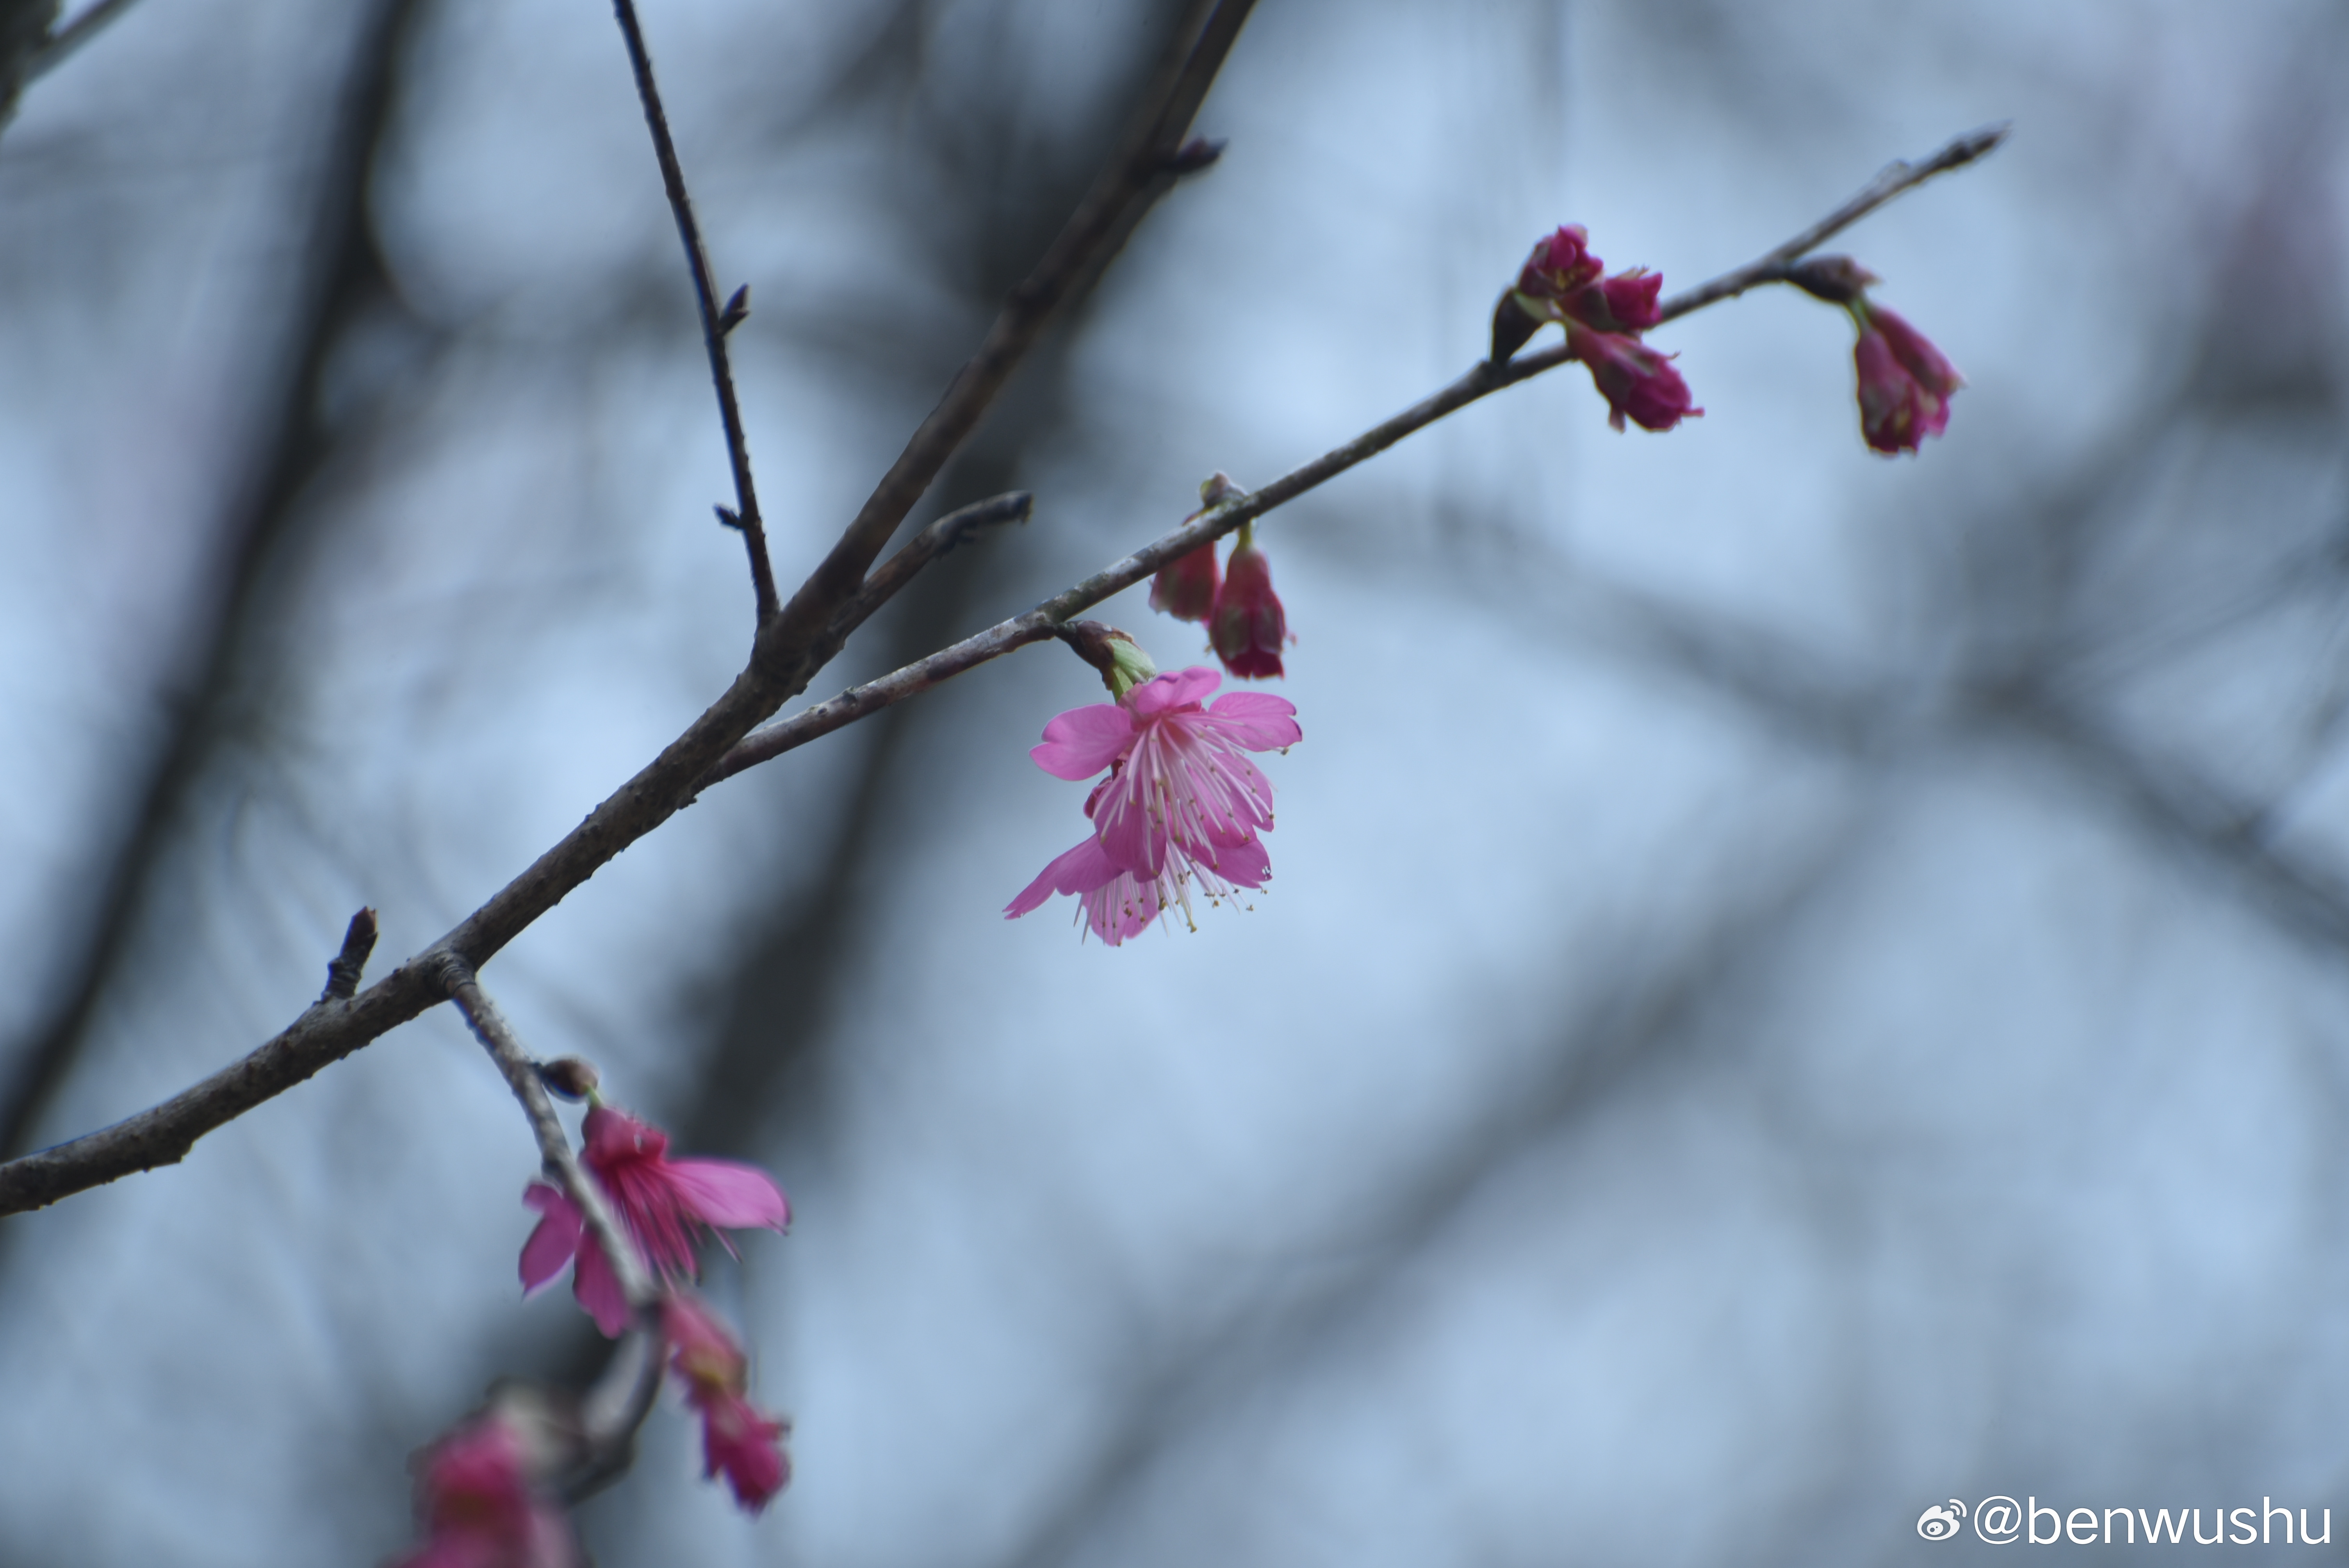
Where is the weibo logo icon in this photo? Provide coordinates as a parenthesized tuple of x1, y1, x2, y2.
(1917, 1499, 1966, 1541)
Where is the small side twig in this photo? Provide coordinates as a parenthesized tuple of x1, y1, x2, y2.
(835, 490, 1033, 636)
(318, 908, 379, 1003)
(436, 960, 667, 1497)
(23, 0, 134, 83)
(610, 0, 777, 626)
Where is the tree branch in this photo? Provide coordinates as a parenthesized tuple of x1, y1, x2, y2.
(610, 0, 777, 624)
(0, 121, 1991, 1221)
(765, 0, 1255, 644)
(23, 0, 132, 83)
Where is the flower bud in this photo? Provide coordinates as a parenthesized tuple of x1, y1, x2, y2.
(537, 1057, 600, 1101)
(1567, 325, 1702, 433)
(1850, 301, 1961, 454)
(1210, 529, 1289, 681)
(1149, 545, 1219, 622)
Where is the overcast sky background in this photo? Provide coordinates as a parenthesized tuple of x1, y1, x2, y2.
(2, 0, 2347, 1563)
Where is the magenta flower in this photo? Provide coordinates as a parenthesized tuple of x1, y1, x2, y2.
(1598, 267, 1663, 331)
(1149, 544, 1220, 623)
(1006, 666, 1297, 944)
(1567, 325, 1702, 433)
(393, 1413, 576, 1568)
(1209, 535, 1289, 680)
(1851, 301, 1962, 454)
(663, 1294, 792, 1513)
(521, 1105, 789, 1337)
(1515, 224, 1604, 302)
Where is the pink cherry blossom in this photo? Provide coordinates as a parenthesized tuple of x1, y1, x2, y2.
(393, 1413, 576, 1568)
(1209, 537, 1289, 680)
(520, 1105, 789, 1337)
(1006, 667, 1296, 943)
(1514, 224, 1604, 302)
(663, 1294, 792, 1513)
(1598, 267, 1663, 331)
(1852, 302, 1962, 454)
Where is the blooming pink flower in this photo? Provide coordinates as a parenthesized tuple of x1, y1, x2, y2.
(1515, 224, 1604, 303)
(393, 1414, 576, 1568)
(1209, 537, 1289, 681)
(1567, 325, 1703, 433)
(1149, 543, 1220, 622)
(1006, 667, 1297, 944)
(1851, 301, 1962, 454)
(1598, 267, 1663, 331)
(663, 1294, 792, 1513)
(521, 1106, 789, 1337)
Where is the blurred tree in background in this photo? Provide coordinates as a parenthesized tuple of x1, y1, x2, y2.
(0, 0, 2346, 1563)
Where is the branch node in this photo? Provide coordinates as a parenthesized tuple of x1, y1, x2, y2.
(319, 908, 379, 1003)
(718, 283, 750, 335)
(1164, 135, 1226, 174)
(715, 504, 743, 532)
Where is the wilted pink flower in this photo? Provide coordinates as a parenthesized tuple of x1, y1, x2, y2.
(1149, 543, 1219, 622)
(1851, 301, 1962, 454)
(1567, 326, 1703, 433)
(521, 1106, 789, 1337)
(1006, 667, 1297, 943)
(1209, 535, 1289, 680)
(393, 1414, 576, 1568)
(663, 1294, 791, 1513)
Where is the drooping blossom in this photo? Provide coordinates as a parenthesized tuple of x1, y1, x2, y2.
(1149, 544, 1219, 622)
(1565, 325, 1703, 433)
(1006, 666, 1297, 944)
(663, 1293, 791, 1513)
(1850, 300, 1962, 454)
(1492, 225, 1699, 432)
(393, 1412, 576, 1568)
(1209, 529, 1289, 680)
(521, 1105, 789, 1336)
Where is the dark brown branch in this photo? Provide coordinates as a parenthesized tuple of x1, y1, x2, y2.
(0, 122, 1987, 1220)
(829, 490, 1032, 645)
(437, 961, 666, 1499)
(1652, 121, 2009, 323)
(766, 0, 1256, 643)
(610, 0, 778, 625)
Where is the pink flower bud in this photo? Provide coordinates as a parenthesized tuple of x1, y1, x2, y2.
(1597, 268, 1663, 331)
(1210, 538, 1289, 681)
(1515, 224, 1604, 303)
(1851, 302, 1962, 454)
(1148, 544, 1220, 622)
(394, 1413, 577, 1568)
(1566, 326, 1703, 433)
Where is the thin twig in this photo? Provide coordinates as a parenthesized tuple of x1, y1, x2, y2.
(832, 490, 1033, 644)
(699, 124, 2012, 785)
(0, 124, 1989, 1220)
(765, 0, 1256, 643)
(610, 0, 778, 625)
(24, 0, 134, 82)
(319, 908, 379, 1003)
(437, 960, 667, 1496)
(1654, 122, 2009, 322)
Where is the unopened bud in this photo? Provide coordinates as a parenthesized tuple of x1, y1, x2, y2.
(1198, 471, 1245, 508)
(538, 1057, 601, 1101)
(1787, 254, 1880, 305)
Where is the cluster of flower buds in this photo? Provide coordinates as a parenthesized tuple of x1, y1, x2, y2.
(1006, 645, 1299, 945)
(392, 1094, 795, 1561)
(1492, 225, 1701, 433)
(1786, 254, 1964, 455)
(1148, 473, 1293, 680)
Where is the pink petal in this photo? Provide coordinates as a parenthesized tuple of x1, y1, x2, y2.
(1081, 871, 1161, 945)
(1206, 835, 1271, 889)
(1030, 704, 1135, 780)
(573, 1237, 633, 1338)
(1006, 837, 1123, 917)
(1203, 692, 1301, 749)
(1127, 666, 1220, 715)
(519, 1183, 584, 1295)
(665, 1158, 791, 1232)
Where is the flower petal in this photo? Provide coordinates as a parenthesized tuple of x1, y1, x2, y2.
(1205, 834, 1271, 889)
(665, 1158, 791, 1232)
(1203, 692, 1300, 749)
(572, 1237, 632, 1338)
(519, 1183, 584, 1294)
(1126, 666, 1221, 715)
(1030, 704, 1135, 780)
(1006, 836, 1123, 916)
